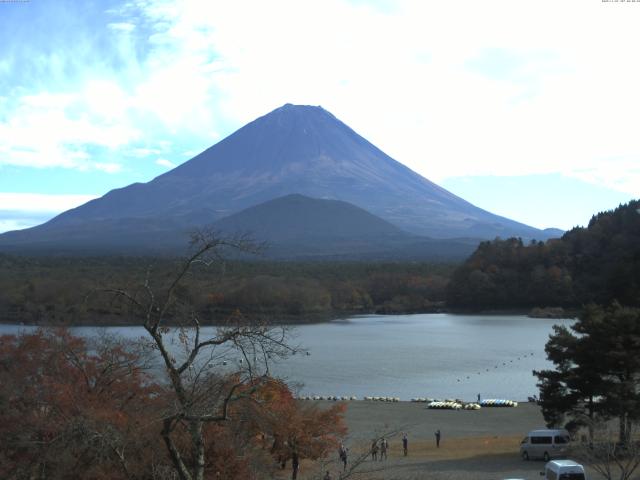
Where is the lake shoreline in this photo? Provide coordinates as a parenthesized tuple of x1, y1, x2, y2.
(0, 306, 576, 328)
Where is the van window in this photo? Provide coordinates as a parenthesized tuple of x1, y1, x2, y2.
(559, 474, 584, 480)
(531, 436, 552, 444)
(554, 435, 570, 444)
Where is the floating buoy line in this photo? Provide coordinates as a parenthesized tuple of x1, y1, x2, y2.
(454, 351, 537, 384)
(295, 350, 536, 406)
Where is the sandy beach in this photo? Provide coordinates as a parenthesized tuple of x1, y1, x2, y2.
(298, 400, 597, 480)
(342, 399, 544, 440)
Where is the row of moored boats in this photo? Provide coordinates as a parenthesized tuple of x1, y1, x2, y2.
(296, 396, 518, 408)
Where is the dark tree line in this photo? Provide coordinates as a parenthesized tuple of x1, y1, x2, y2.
(447, 200, 640, 310)
(0, 256, 454, 325)
(3, 200, 637, 324)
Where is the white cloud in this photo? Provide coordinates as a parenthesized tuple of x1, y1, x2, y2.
(94, 163, 123, 173)
(123, 0, 640, 196)
(0, 193, 98, 213)
(0, 90, 140, 170)
(82, 79, 130, 121)
(0, 193, 100, 233)
(131, 147, 163, 157)
(155, 158, 176, 168)
(3, 0, 639, 203)
(107, 22, 136, 32)
(0, 219, 39, 234)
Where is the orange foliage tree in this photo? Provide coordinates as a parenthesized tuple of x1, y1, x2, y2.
(243, 379, 348, 479)
(0, 329, 163, 479)
(0, 329, 347, 480)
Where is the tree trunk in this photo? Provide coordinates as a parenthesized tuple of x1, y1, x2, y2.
(291, 452, 299, 480)
(190, 420, 205, 480)
(162, 419, 192, 480)
(618, 412, 631, 445)
(588, 396, 594, 443)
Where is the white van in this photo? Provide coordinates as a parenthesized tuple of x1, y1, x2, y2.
(520, 429, 570, 461)
(543, 459, 586, 480)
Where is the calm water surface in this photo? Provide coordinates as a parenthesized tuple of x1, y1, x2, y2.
(1, 313, 573, 401)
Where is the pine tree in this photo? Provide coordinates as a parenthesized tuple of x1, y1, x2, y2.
(535, 303, 640, 443)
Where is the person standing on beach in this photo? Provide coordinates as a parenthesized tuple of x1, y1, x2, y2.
(292, 452, 300, 479)
(402, 433, 408, 456)
(380, 438, 388, 461)
(338, 444, 348, 471)
(370, 439, 378, 461)
(477, 393, 481, 403)
(435, 429, 441, 448)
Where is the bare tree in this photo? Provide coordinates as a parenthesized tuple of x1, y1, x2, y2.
(573, 422, 640, 480)
(106, 230, 296, 480)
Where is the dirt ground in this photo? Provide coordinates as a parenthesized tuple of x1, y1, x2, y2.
(296, 400, 600, 480)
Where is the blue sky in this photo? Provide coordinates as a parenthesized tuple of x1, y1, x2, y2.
(0, 0, 638, 233)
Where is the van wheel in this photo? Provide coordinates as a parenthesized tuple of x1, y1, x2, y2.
(522, 451, 529, 461)
(543, 452, 550, 462)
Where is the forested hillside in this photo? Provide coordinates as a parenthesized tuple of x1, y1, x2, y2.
(447, 200, 640, 309)
(0, 256, 453, 325)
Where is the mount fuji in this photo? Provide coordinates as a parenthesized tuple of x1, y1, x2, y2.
(0, 104, 556, 257)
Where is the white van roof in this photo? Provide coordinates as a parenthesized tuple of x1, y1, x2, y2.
(548, 460, 582, 468)
(546, 460, 585, 473)
(528, 429, 569, 436)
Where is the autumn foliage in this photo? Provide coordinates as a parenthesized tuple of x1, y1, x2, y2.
(244, 379, 348, 477)
(0, 329, 162, 479)
(0, 330, 347, 479)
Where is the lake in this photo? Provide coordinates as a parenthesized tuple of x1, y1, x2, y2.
(0, 313, 573, 401)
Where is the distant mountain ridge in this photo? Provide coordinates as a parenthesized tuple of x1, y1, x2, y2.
(0, 103, 558, 257)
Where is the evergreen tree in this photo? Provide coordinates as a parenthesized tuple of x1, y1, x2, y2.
(535, 303, 640, 443)
(447, 199, 640, 310)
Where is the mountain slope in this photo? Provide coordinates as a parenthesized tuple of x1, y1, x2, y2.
(213, 194, 408, 242)
(0, 194, 477, 260)
(0, 103, 556, 255)
(211, 194, 476, 260)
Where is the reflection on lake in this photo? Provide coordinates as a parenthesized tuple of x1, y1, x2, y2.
(0, 313, 573, 401)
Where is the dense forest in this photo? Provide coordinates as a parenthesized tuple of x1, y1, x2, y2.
(447, 200, 640, 310)
(2, 200, 637, 325)
(0, 255, 454, 325)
